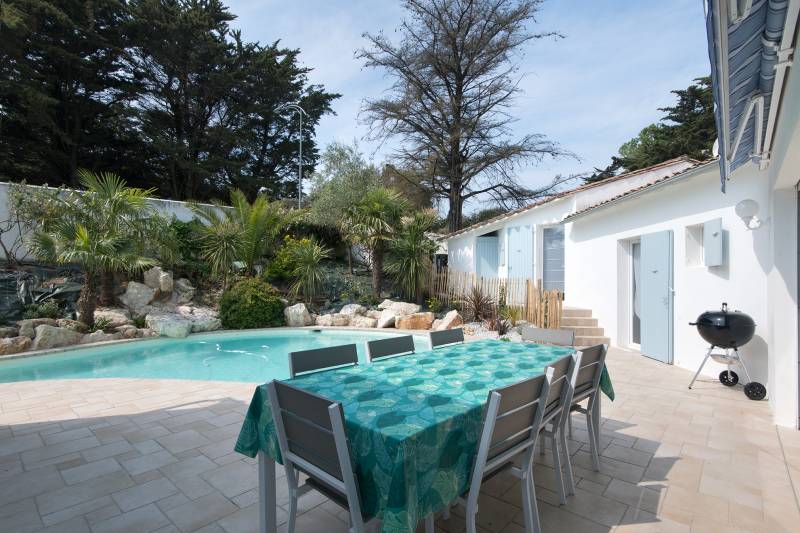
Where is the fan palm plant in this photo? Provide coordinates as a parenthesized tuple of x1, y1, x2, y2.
(29, 170, 158, 326)
(386, 209, 439, 304)
(344, 187, 407, 298)
(190, 190, 296, 284)
(289, 238, 331, 302)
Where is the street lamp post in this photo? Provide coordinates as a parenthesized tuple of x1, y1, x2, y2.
(277, 102, 308, 208)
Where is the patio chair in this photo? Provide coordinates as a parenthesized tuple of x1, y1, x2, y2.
(365, 335, 415, 363)
(457, 369, 554, 533)
(288, 344, 358, 379)
(267, 380, 434, 533)
(428, 327, 465, 349)
(537, 352, 581, 504)
(521, 326, 575, 346)
(568, 344, 608, 471)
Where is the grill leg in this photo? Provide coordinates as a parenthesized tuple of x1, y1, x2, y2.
(689, 346, 714, 389)
(735, 349, 753, 383)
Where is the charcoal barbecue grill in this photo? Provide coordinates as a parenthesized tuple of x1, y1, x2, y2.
(688, 303, 766, 400)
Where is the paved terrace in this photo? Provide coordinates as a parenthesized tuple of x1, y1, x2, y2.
(1, 346, 799, 533)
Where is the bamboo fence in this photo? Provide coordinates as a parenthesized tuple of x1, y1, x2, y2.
(429, 266, 564, 328)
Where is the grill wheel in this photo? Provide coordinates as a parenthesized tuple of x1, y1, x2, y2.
(718, 371, 739, 386)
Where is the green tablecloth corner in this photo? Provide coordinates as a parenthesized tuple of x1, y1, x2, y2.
(234, 339, 615, 533)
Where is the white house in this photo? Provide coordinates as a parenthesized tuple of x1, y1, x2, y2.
(446, 0, 800, 427)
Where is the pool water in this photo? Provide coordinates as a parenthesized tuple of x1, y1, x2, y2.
(0, 329, 429, 383)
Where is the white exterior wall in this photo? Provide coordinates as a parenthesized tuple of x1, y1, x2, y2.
(446, 234, 476, 273)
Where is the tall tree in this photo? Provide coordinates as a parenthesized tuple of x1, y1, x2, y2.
(587, 76, 715, 182)
(358, 0, 571, 232)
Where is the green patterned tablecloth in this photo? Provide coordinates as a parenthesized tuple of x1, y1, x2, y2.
(235, 339, 614, 533)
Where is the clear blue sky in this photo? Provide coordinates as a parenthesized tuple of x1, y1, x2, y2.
(226, 0, 710, 210)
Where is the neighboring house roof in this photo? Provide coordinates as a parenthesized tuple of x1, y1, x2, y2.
(445, 156, 703, 239)
(563, 159, 718, 222)
(705, 0, 795, 188)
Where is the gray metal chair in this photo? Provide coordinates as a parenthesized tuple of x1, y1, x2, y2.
(537, 353, 581, 504)
(365, 335, 415, 363)
(267, 380, 434, 533)
(288, 344, 358, 379)
(568, 344, 608, 471)
(457, 369, 554, 533)
(428, 327, 465, 349)
(521, 326, 575, 346)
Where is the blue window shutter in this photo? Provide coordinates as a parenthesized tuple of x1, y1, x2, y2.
(703, 218, 723, 267)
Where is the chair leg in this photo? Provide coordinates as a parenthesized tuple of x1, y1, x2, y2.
(286, 474, 298, 533)
(521, 471, 542, 533)
(465, 496, 479, 533)
(539, 434, 545, 456)
(550, 432, 566, 505)
(585, 404, 600, 471)
(442, 502, 451, 520)
(559, 425, 575, 496)
(424, 514, 434, 533)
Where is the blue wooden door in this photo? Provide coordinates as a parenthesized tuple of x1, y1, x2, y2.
(475, 236, 499, 278)
(506, 226, 533, 279)
(640, 230, 674, 364)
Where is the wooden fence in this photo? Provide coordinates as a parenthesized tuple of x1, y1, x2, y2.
(429, 266, 563, 328)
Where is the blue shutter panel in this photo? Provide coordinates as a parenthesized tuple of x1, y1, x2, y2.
(703, 218, 723, 267)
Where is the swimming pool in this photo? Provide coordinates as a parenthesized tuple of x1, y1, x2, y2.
(0, 329, 430, 383)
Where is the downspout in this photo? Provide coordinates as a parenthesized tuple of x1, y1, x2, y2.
(710, 0, 733, 182)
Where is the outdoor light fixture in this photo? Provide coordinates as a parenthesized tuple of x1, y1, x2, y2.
(276, 102, 308, 209)
(735, 198, 762, 229)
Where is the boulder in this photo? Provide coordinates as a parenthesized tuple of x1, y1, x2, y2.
(32, 325, 84, 350)
(173, 278, 195, 304)
(339, 303, 366, 317)
(145, 312, 192, 338)
(92, 307, 132, 328)
(376, 309, 397, 328)
(158, 271, 173, 293)
(81, 331, 122, 344)
(377, 299, 421, 316)
(0, 336, 32, 356)
(284, 303, 313, 327)
(115, 325, 139, 339)
(136, 328, 159, 338)
(434, 310, 463, 331)
(350, 315, 377, 328)
(0, 326, 18, 338)
(17, 318, 58, 339)
(176, 306, 222, 333)
(395, 312, 436, 330)
(120, 281, 156, 312)
(365, 310, 382, 320)
(331, 313, 350, 327)
(315, 314, 334, 327)
(56, 319, 89, 333)
(143, 266, 172, 292)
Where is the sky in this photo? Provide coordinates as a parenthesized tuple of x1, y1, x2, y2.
(225, 0, 711, 212)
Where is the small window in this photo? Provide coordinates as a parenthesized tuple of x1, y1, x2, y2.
(685, 218, 724, 268)
(685, 224, 704, 267)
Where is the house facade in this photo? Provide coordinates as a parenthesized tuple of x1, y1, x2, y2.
(446, 0, 800, 427)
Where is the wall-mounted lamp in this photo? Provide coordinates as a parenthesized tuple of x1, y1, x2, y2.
(735, 199, 762, 229)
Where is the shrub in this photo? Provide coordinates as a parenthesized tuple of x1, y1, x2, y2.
(89, 317, 113, 333)
(264, 236, 307, 284)
(22, 300, 63, 320)
(289, 238, 331, 302)
(426, 297, 443, 314)
(461, 285, 493, 322)
(499, 306, 522, 326)
(219, 278, 285, 329)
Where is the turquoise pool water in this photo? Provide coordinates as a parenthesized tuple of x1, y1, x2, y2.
(0, 329, 429, 383)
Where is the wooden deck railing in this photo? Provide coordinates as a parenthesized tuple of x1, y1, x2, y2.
(429, 266, 563, 328)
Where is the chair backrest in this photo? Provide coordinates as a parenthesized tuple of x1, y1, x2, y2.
(365, 335, 415, 362)
(289, 344, 358, 378)
(572, 344, 607, 401)
(541, 353, 580, 427)
(467, 369, 553, 505)
(429, 328, 465, 349)
(521, 326, 575, 346)
(267, 380, 363, 519)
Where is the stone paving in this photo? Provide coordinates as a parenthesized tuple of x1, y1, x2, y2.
(1, 346, 799, 532)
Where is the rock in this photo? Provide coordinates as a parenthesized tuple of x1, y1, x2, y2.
(176, 306, 222, 333)
(136, 328, 159, 338)
(339, 303, 366, 316)
(145, 312, 192, 338)
(434, 310, 463, 331)
(17, 318, 58, 339)
(376, 309, 397, 328)
(0, 326, 18, 338)
(395, 312, 435, 330)
(315, 314, 334, 327)
(158, 271, 173, 293)
(56, 319, 88, 333)
(32, 325, 84, 350)
(80, 331, 122, 344)
(115, 325, 139, 339)
(120, 281, 156, 312)
(365, 310, 382, 320)
(173, 278, 195, 304)
(331, 313, 350, 326)
(284, 303, 313, 327)
(377, 299, 421, 316)
(432, 319, 442, 330)
(92, 307, 132, 328)
(0, 336, 32, 356)
(349, 315, 377, 328)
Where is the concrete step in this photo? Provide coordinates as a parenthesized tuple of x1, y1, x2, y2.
(575, 336, 610, 347)
(560, 316, 598, 327)
(562, 307, 592, 318)
(561, 326, 605, 337)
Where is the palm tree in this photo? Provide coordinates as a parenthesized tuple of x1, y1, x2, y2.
(29, 170, 158, 326)
(289, 238, 331, 302)
(344, 187, 407, 298)
(386, 209, 439, 304)
(190, 190, 296, 284)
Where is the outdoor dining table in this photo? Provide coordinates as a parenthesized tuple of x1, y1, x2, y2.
(234, 338, 614, 533)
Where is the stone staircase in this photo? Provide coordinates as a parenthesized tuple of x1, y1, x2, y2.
(561, 307, 610, 346)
